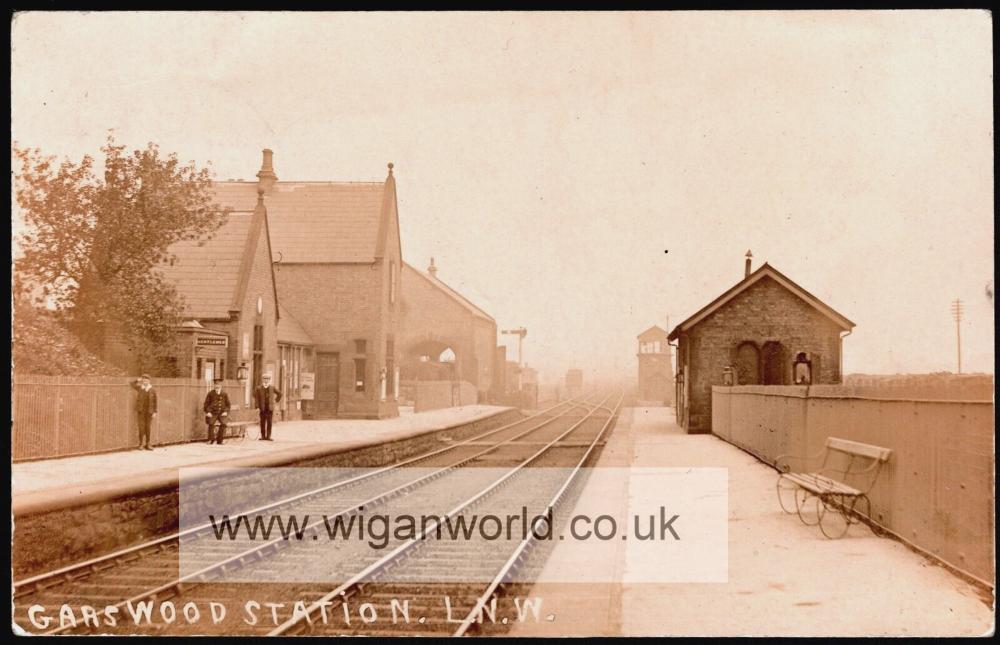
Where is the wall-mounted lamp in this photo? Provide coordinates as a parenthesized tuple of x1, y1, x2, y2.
(793, 352, 812, 385)
(722, 366, 736, 387)
(237, 363, 250, 384)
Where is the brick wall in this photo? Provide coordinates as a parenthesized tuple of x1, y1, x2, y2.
(274, 260, 398, 419)
(680, 276, 845, 432)
(399, 265, 497, 400)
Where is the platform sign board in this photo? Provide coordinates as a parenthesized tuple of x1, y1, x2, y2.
(299, 372, 315, 400)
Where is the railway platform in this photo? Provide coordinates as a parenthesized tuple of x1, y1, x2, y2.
(13, 405, 511, 511)
(511, 406, 993, 637)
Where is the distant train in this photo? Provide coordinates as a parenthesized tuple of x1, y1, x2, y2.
(565, 369, 583, 397)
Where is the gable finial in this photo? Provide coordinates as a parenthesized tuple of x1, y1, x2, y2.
(387, 162, 394, 177)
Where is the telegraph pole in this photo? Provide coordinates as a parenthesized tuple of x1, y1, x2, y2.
(950, 299, 963, 374)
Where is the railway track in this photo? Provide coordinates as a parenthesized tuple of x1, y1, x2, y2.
(13, 392, 620, 636)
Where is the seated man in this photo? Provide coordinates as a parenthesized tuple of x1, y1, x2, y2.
(203, 378, 231, 445)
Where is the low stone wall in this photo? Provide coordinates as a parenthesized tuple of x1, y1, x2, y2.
(712, 385, 995, 584)
(12, 408, 522, 579)
(407, 380, 478, 413)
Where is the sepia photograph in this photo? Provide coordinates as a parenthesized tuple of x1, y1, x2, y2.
(9, 10, 995, 637)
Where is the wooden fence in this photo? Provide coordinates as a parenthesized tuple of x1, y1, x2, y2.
(12, 375, 256, 461)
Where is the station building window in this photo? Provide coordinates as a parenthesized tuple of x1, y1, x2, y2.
(386, 339, 395, 399)
(355, 358, 367, 392)
(390, 261, 397, 305)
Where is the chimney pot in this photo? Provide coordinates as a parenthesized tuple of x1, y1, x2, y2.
(257, 148, 278, 192)
(744, 250, 753, 278)
(428, 257, 437, 277)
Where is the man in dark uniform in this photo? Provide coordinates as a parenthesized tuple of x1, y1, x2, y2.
(203, 378, 231, 445)
(133, 374, 157, 451)
(253, 373, 282, 441)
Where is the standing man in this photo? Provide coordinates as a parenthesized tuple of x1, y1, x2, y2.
(133, 374, 157, 451)
(253, 373, 282, 441)
(203, 377, 231, 445)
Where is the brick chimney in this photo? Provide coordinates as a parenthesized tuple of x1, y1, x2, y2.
(428, 257, 438, 277)
(744, 250, 753, 278)
(257, 149, 277, 193)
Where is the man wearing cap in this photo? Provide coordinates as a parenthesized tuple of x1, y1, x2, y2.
(253, 374, 282, 441)
(133, 374, 157, 451)
(203, 378, 231, 445)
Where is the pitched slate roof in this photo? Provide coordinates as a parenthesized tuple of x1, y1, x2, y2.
(156, 211, 256, 319)
(403, 262, 495, 323)
(668, 262, 855, 340)
(277, 304, 313, 345)
(637, 325, 669, 341)
(211, 181, 387, 263)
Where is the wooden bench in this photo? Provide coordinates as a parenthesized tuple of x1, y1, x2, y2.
(775, 437, 892, 538)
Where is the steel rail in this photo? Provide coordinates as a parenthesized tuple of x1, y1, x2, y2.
(36, 394, 601, 636)
(267, 391, 616, 636)
(453, 390, 624, 636)
(15, 395, 583, 598)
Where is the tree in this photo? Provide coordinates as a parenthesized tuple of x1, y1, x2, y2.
(13, 134, 227, 373)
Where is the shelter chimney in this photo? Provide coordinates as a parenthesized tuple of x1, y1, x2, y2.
(744, 250, 753, 278)
(257, 149, 278, 192)
(428, 257, 438, 277)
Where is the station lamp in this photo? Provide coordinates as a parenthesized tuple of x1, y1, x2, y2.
(793, 352, 812, 385)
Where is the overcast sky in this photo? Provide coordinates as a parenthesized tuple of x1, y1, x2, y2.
(12, 11, 994, 383)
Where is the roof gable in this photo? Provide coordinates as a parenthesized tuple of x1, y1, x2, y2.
(403, 262, 495, 323)
(277, 304, 313, 345)
(638, 325, 669, 341)
(211, 180, 387, 264)
(668, 263, 855, 339)
(156, 212, 255, 319)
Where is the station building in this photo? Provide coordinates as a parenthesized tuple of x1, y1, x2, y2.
(668, 257, 855, 433)
(155, 189, 281, 409)
(636, 325, 672, 405)
(210, 151, 403, 419)
(398, 258, 497, 403)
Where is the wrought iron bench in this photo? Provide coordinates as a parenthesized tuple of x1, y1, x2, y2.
(204, 419, 254, 442)
(775, 437, 892, 539)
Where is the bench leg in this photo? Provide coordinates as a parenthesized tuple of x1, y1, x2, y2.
(818, 494, 853, 539)
(776, 475, 799, 514)
(794, 489, 822, 526)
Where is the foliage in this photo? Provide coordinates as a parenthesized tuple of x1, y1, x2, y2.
(13, 134, 226, 370)
(12, 299, 126, 376)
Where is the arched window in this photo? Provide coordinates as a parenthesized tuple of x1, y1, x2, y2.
(762, 341, 786, 385)
(735, 342, 761, 385)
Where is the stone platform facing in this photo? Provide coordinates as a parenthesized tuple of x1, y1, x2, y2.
(510, 407, 993, 637)
(11, 405, 518, 579)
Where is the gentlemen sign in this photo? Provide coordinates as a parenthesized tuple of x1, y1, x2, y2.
(197, 336, 228, 347)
